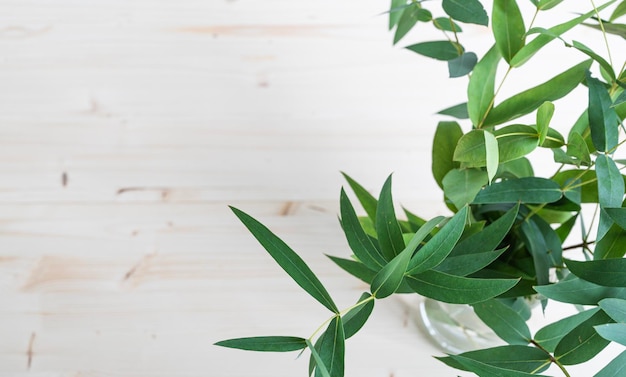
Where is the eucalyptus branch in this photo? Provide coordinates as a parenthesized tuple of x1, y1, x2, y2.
(590, 0, 614, 67)
(531, 340, 571, 377)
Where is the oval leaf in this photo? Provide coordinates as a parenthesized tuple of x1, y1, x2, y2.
(443, 168, 489, 209)
(472, 299, 531, 345)
(588, 72, 620, 152)
(405, 40, 463, 61)
(554, 310, 613, 365)
(494, 125, 539, 163)
(492, 0, 526, 63)
(468, 45, 501, 126)
(432, 121, 463, 189)
(566, 258, 626, 287)
(448, 52, 478, 77)
(231, 207, 338, 313)
(599, 298, 626, 322)
(534, 277, 626, 305)
(534, 307, 601, 352)
(442, 0, 489, 26)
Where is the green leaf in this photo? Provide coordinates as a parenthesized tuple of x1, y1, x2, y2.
(371, 215, 445, 298)
(406, 270, 518, 304)
(343, 293, 374, 339)
(536, 0, 565, 10)
(394, 5, 431, 44)
(432, 121, 463, 189)
(341, 172, 377, 222)
(594, 223, 626, 259)
(583, 21, 626, 39)
(536, 101, 555, 146)
(435, 247, 508, 276)
(450, 203, 520, 257)
(497, 158, 534, 179)
(340, 189, 386, 270)
(375, 175, 405, 261)
(567, 259, 626, 287)
(534, 308, 601, 352)
(484, 59, 592, 126)
(448, 52, 478, 77)
(306, 339, 331, 377)
(595, 323, 626, 345)
(453, 129, 488, 166)
(611, 1, 626, 21)
(442, 0, 489, 26)
(473, 177, 563, 204)
(588, 72, 620, 152)
(519, 219, 551, 285)
(436, 345, 550, 373)
(437, 102, 469, 119)
(534, 277, 626, 305)
(542, 127, 566, 148)
(555, 310, 612, 365)
(327, 256, 376, 284)
(493, 125, 539, 163)
(230, 207, 338, 313)
(388, 0, 407, 30)
(566, 132, 591, 166)
(442, 168, 489, 209)
(553, 169, 602, 203)
(468, 45, 501, 126)
(614, 90, 626, 107)
(492, 0, 526, 63)
(405, 40, 463, 61)
(446, 354, 549, 376)
(510, 2, 616, 67)
(313, 316, 345, 377)
(594, 350, 626, 377)
(216, 336, 307, 352)
(485, 130, 499, 183)
(535, 308, 599, 352)
(572, 41, 615, 81)
(596, 154, 625, 207)
(472, 299, 531, 345)
(407, 206, 468, 274)
(433, 17, 463, 32)
(599, 298, 626, 322)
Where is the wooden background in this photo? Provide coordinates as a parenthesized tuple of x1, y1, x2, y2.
(0, 0, 624, 376)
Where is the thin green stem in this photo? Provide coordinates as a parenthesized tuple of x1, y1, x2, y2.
(478, 66, 513, 129)
(531, 339, 571, 377)
(308, 295, 375, 341)
(590, 0, 614, 68)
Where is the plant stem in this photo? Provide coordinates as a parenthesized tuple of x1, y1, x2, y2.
(308, 295, 375, 341)
(478, 66, 513, 129)
(531, 339, 571, 377)
(590, 0, 614, 68)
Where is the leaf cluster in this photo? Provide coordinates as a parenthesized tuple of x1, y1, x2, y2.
(217, 0, 626, 376)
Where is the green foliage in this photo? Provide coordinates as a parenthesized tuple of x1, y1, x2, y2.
(219, 1, 626, 376)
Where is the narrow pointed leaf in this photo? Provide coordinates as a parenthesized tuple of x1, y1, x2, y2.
(406, 271, 518, 304)
(594, 224, 626, 259)
(588, 72, 620, 152)
(599, 298, 626, 322)
(534, 277, 626, 305)
(472, 299, 531, 344)
(442, 168, 489, 209)
(473, 177, 562, 204)
(492, 0, 526, 63)
(554, 310, 613, 365)
(405, 40, 463, 61)
(372, 216, 445, 298)
(394, 5, 431, 44)
(341, 173, 377, 222)
(485, 130, 499, 183)
(510, 2, 616, 67)
(436, 345, 550, 373)
(447, 354, 549, 376)
(407, 206, 468, 274)
(536, 101, 555, 145)
(566, 258, 626, 286)
(433, 17, 463, 32)
(535, 308, 601, 352)
(519, 219, 550, 285)
(437, 102, 469, 119)
(432, 121, 463, 189)
(327, 255, 413, 293)
(484, 59, 592, 126)
(448, 52, 478, 77)
(388, 0, 407, 30)
(435, 247, 508, 276)
(343, 293, 375, 339)
(375, 175, 405, 260)
(231, 207, 338, 313)
(611, 1, 626, 21)
(583, 22, 626, 39)
(595, 323, 626, 345)
(594, 350, 626, 377)
(573, 41, 615, 80)
(216, 336, 307, 352)
(340, 189, 386, 270)
(537, 0, 565, 10)
(442, 0, 488, 26)
(468, 45, 501, 126)
(313, 316, 344, 377)
(306, 339, 331, 377)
